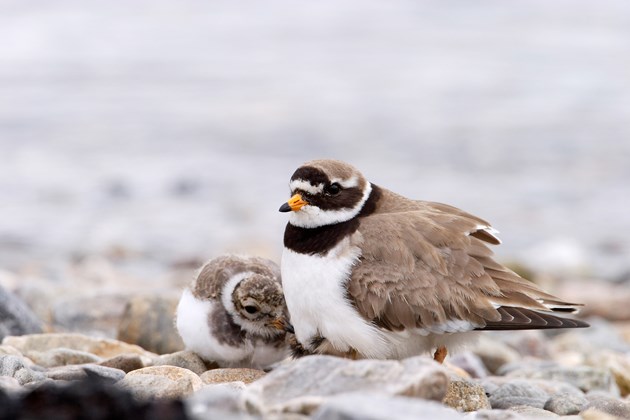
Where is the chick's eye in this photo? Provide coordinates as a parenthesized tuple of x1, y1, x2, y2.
(244, 305, 258, 314)
(326, 183, 341, 195)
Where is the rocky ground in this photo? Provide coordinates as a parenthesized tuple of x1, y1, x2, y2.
(1, 257, 630, 419)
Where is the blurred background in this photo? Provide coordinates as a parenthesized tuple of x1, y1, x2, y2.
(1, 0, 629, 343)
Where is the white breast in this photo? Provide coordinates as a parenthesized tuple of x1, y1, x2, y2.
(175, 289, 250, 365)
(281, 237, 389, 358)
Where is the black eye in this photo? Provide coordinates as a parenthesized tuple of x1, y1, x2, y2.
(244, 305, 258, 314)
(325, 183, 341, 196)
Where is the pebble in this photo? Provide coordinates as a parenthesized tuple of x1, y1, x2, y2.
(201, 368, 266, 385)
(488, 380, 550, 410)
(442, 380, 490, 412)
(185, 383, 254, 420)
(584, 394, 630, 419)
(0, 285, 43, 341)
(244, 355, 449, 415)
(0, 355, 46, 386)
(45, 364, 126, 384)
(27, 348, 102, 368)
(505, 365, 617, 394)
(99, 354, 145, 373)
(3, 333, 157, 362)
(508, 405, 559, 417)
(0, 344, 23, 357)
(471, 335, 521, 374)
(312, 393, 463, 420)
(117, 294, 184, 355)
(448, 352, 489, 378)
(119, 365, 203, 400)
(9, 375, 189, 419)
(0, 376, 22, 393)
(585, 350, 630, 397)
(543, 392, 588, 415)
(551, 319, 630, 355)
(155, 350, 211, 376)
(471, 409, 530, 419)
(52, 293, 129, 337)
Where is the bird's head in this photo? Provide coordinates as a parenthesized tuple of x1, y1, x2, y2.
(279, 159, 372, 228)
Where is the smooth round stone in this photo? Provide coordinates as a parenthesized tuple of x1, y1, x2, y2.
(509, 405, 559, 417)
(201, 368, 266, 385)
(472, 409, 530, 419)
(155, 350, 211, 376)
(119, 366, 203, 400)
(448, 352, 489, 378)
(311, 392, 463, 420)
(243, 355, 450, 416)
(3, 333, 157, 362)
(99, 354, 145, 373)
(185, 383, 251, 419)
(543, 392, 588, 415)
(488, 380, 550, 410)
(471, 336, 521, 374)
(45, 364, 125, 384)
(27, 348, 102, 368)
(505, 365, 616, 394)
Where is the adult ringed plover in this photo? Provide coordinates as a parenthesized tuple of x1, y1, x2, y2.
(279, 159, 588, 363)
(176, 255, 291, 369)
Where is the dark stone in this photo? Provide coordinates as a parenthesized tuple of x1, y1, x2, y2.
(0, 285, 43, 341)
(9, 376, 189, 419)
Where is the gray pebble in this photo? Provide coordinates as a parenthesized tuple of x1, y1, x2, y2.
(543, 392, 588, 415)
(488, 380, 550, 409)
(505, 365, 616, 394)
(45, 364, 125, 384)
(470, 409, 528, 419)
(449, 352, 489, 378)
(509, 405, 559, 417)
(185, 383, 254, 420)
(0, 355, 46, 385)
(0, 285, 43, 341)
(312, 392, 463, 420)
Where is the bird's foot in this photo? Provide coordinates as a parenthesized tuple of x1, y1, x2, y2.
(433, 346, 447, 364)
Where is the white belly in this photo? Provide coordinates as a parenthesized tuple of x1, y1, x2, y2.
(281, 238, 389, 358)
(175, 289, 249, 365)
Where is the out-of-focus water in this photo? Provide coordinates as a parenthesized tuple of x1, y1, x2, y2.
(1, 0, 629, 278)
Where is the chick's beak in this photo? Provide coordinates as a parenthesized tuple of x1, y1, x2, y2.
(270, 317, 294, 334)
(279, 194, 308, 212)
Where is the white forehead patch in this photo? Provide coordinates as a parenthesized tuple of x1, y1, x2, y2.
(331, 175, 359, 189)
(290, 179, 324, 195)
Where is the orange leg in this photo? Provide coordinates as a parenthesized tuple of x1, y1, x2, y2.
(433, 346, 447, 364)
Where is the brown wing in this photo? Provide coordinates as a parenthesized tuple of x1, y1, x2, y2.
(348, 204, 586, 333)
(192, 255, 281, 300)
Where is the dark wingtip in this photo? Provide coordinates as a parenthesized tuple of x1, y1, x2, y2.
(478, 306, 591, 331)
(279, 202, 291, 212)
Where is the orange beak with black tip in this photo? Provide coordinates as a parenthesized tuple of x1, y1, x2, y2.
(279, 194, 308, 212)
(269, 317, 295, 334)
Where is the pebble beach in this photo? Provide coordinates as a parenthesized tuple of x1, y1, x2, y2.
(2, 0, 630, 418)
